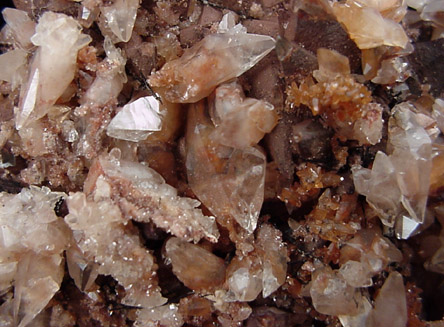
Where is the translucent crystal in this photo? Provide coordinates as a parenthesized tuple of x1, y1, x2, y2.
(106, 96, 163, 142)
(210, 82, 278, 149)
(353, 103, 432, 235)
(310, 266, 361, 316)
(186, 101, 266, 234)
(332, 0, 408, 49)
(421, 0, 444, 27)
(338, 296, 372, 327)
(66, 192, 166, 308)
(16, 12, 91, 129)
(0, 49, 28, 89)
(226, 224, 287, 301)
(339, 228, 403, 288)
(256, 224, 287, 298)
(2, 8, 36, 49)
(81, 37, 126, 107)
(148, 18, 275, 103)
(226, 256, 263, 302)
(135, 304, 184, 327)
(85, 151, 219, 243)
(15, 254, 65, 327)
(432, 98, 444, 133)
(66, 245, 99, 292)
(0, 187, 69, 327)
(101, 0, 139, 43)
(353, 0, 407, 21)
(370, 272, 407, 327)
(165, 237, 226, 292)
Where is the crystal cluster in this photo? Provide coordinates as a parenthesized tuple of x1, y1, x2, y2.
(16, 12, 92, 129)
(287, 48, 383, 145)
(0, 187, 69, 327)
(148, 18, 276, 103)
(1, 0, 444, 326)
(353, 103, 432, 238)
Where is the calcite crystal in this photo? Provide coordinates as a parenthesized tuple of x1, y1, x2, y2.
(106, 96, 164, 142)
(1, 0, 444, 326)
(353, 103, 432, 237)
(16, 12, 91, 129)
(80, 37, 126, 107)
(85, 150, 219, 243)
(186, 100, 266, 235)
(2, 8, 36, 49)
(165, 237, 226, 292)
(226, 224, 287, 301)
(148, 15, 275, 103)
(210, 81, 278, 148)
(287, 48, 383, 145)
(332, 0, 409, 49)
(0, 187, 69, 327)
(66, 191, 166, 308)
(100, 0, 139, 43)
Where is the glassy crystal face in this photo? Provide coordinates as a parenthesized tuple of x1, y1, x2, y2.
(148, 17, 276, 103)
(107, 96, 163, 142)
(353, 103, 432, 237)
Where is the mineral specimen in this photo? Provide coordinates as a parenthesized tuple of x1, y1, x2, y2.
(186, 100, 266, 235)
(106, 96, 164, 142)
(0, 187, 69, 327)
(353, 103, 432, 237)
(84, 149, 219, 243)
(1, 0, 444, 326)
(148, 14, 275, 103)
(16, 12, 91, 129)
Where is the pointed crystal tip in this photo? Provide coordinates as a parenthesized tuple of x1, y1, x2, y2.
(106, 96, 163, 142)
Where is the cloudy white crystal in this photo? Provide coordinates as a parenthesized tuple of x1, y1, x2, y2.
(101, 0, 139, 43)
(0, 187, 69, 327)
(107, 96, 163, 142)
(16, 12, 91, 129)
(353, 103, 432, 237)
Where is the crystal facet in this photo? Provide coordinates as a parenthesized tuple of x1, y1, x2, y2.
(107, 96, 163, 142)
(148, 16, 275, 103)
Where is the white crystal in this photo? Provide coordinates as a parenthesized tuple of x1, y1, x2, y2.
(217, 13, 238, 33)
(66, 192, 166, 308)
(227, 262, 263, 302)
(85, 151, 220, 243)
(135, 304, 184, 327)
(81, 37, 127, 107)
(210, 82, 278, 149)
(338, 296, 373, 327)
(256, 224, 287, 297)
(16, 12, 91, 129)
(0, 187, 69, 327)
(0, 49, 27, 90)
(310, 267, 361, 316)
(101, 0, 139, 43)
(226, 224, 287, 301)
(2, 8, 36, 49)
(432, 98, 444, 134)
(107, 96, 163, 142)
(370, 271, 407, 327)
(353, 103, 432, 233)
